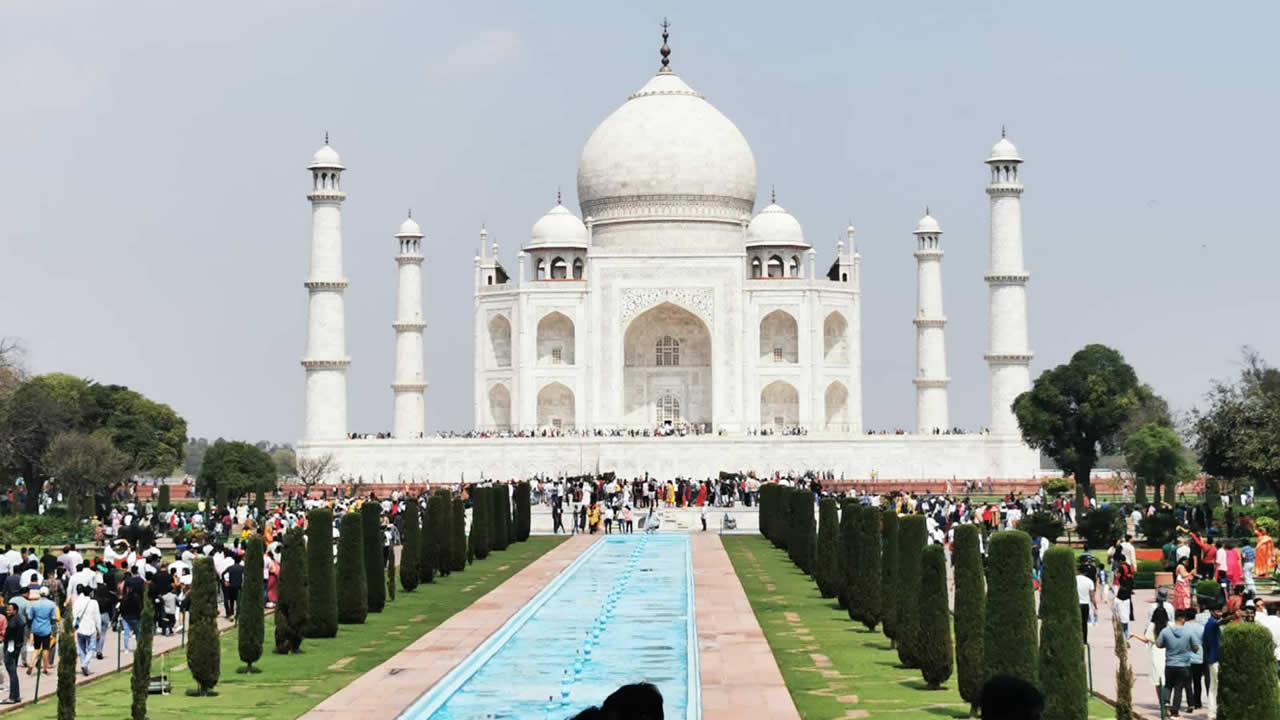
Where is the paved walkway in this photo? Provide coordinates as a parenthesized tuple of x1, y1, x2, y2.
(692, 534, 800, 720)
(301, 535, 597, 720)
(1086, 587, 1169, 720)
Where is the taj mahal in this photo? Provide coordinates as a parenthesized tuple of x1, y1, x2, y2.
(296, 33, 1040, 483)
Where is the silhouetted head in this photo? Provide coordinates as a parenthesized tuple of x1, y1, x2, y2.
(981, 675, 1043, 720)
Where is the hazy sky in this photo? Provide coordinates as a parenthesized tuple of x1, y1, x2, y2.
(3, 1, 1277, 444)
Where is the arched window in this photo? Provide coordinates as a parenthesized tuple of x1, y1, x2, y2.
(551, 256, 567, 279)
(751, 257, 762, 278)
(536, 258, 547, 280)
(655, 335, 680, 367)
(656, 393, 680, 424)
(767, 255, 784, 278)
(572, 257, 584, 280)
(789, 255, 800, 278)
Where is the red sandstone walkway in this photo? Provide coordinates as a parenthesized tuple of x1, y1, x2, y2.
(692, 534, 801, 720)
(1087, 587, 1167, 720)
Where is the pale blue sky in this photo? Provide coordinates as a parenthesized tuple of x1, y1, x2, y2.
(2, 1, 1277, 442)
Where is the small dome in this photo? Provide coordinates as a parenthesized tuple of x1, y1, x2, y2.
(397, 216, 422, 237)
(914, 213, 942, 234)
(309, 144, 343, 169)
(746, 202, 807, 247)
(528, 203, 588, 248)
(987, 137, 1021, 163)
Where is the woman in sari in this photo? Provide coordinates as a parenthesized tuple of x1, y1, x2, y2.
(1173, 557, 1193, 610)
(1254, 524, 1275, 578)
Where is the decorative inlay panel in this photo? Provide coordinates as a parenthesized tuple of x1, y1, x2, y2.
(620, 287, 714, 326)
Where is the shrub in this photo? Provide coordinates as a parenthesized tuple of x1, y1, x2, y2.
(854, 506, 882, 631)
(273, 527, 308, 654)
(187, 556, 221, 696)
(157, 484, 171, 512)
(895, 515, 926, 668)
(490, 486, 509, 552)
(815, 498, 841, 599)
(1196, 578, 1221, 607)
(1138, 510, 1179, 548)
(238, 536, 265, 672)
(1076, 506, 1125, 549)
(880, 510, 900, 646)
(1218, 622, 1280, 720)
(470, 487, 490, 560)
(1041, 477, 1074, 495)
(839, 502, 858, 615)
(419, 496, 438, 584)
(515, 481, 531, 542)
(385, 543, 396, 603)
(789, 489, 815, 575)
(984, 530, 1038, 686)
(58, 601, 76, 720)
(130, 584, 155, 719)
(953, 524, 985, 715)
(1038, 547, 1088, 720)
(400, 501, 421, 591)
(429, 489, 452, 579)
(1016, 510, 1064, 543)
(304, 508, 338, 637)
(917, 544, 953, 689)
(361, 502, 385, 613)
(336, 510, 368, 624)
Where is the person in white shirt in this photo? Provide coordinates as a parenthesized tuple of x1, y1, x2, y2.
(1076, 566, 1098, 642)
(70, 585, 102, 676)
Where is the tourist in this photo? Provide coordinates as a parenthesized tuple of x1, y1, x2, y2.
(2, 601, 24, 704)
(118, 566, 144, 652)
(221, 554, 244, 619)
(700, 504, 708, 532)
(25, 587, 57, 675)
(1155, 609, 1199, 717)
(1172, 558, 1193, 611)
(1184, 606, 1205, 711)
(1201, 604, 1222, 719)
(70, 584, 100, 676)
(1075, 563, 1097, 643)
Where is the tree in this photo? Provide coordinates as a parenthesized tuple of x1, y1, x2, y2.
(1125, 423, 1194, 506)
(183, 437, 210, 476)
(304, 508, 337, 638)
(490, 486, 509, 552)
(895, 515, 926, 668)
(42, 430, 131, 517)
(1, 373, 95, 512)
(273, 526, 308, 654)
(1193, 349, 1280, 498)
(451, 497, 467, 572)
(514, 481, 531, 542)
(880, 510, 900, 646)
(361, 501, 385, 613)
(427, 489, 451, 580)
(295, 453, 337, 495)
(157, 483, 171, 512)
(198, 440, 276, 504)
(87, 384, 187, 478)
(238, 536, 265, 672)
(788, 488, 814, 575)
(186, 557, 221, 696)
(399, 501, 421, 591)
(853, 505, 882, 632)
(838, 502, 857, 614)
(1038, 547, 1088, 720)
(1014, 344, 1141, 503)
(386, 547, 397, 602)
(336, 510, 368, 624)
(419, 496, 439, 584)
(130, 588, 155, 719)
(1117, 383, 1174, 447)
(1112, 616, 1135, 720)
(815, 498, 841, 599)
(1217, 622, 1280, 720)
(58, 604, 76, 720)
(916, 544, 953, 689)
(270, 446, 296, 479)
(984, 530, 1038, 686)
(470, 487, 490, 560)
(953, 524, 985, 716)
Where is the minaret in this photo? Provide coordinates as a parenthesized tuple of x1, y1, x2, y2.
(392, 213, 427, 438)
(984, 131, 1033, 434)
(912, 210, 950, 433)
(302, 138, 350, 442)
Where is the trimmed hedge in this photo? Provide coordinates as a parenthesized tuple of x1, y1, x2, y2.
(336, 509, 368, 624)
(895, 515, 926, 668)
(304, 508, 338, 638)
(238, 536, 266, 671)
(953, 524, 985, 714)
(419, 493, 439, 584)
(1039, 547, 1088, 720)
(187, 556, 221, 696)
(400, 500, 421, 591)
(470, 487, 490, 560)
(880, 510, 900, 646)
(1218, 622, 1280, 720)
(815, 498, 842, 599)
(361, 501, 386, 613)
(490, 486, 509, 552)
(984, 530, 1038, 686)
(788, 489, 815, 575)
(838, 502, 858, 614)
(853, 505, 882, 632)
(1076, 506, 1125, 550)
(157, 484, 171, 512)
(273, 526, 308, 654)
(515, 481, 531, 542)
(917, 544, 953, 689)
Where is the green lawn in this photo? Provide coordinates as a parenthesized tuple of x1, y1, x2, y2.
(721, 535, 1117, 719)
(10, 536, 566, 720)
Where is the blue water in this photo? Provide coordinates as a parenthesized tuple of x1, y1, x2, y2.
(401, 534, 699, 720)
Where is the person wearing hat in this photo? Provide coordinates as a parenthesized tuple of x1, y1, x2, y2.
(24, 587, 56, 675)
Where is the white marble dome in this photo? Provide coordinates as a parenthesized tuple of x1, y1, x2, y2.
(746, 202, 807, 247)
(914, 213, 942, 234)
(396, 216, 422, 237)
(528, 203, 588, 248)
(988, 137, 1021, 162)
(309, 144, 343, 169)
(576, 71, 757, 223)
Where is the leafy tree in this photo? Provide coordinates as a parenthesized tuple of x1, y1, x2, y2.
(186, 557, 221, 696)
(451, 497, 467, 572)
(238, 536, 265, 672)
(853, 505, 882, 631)
(336, 510, 367, 624)
(953, 524, 985, 715)
(470, 487, 490, 560)
(58, 603, 76, 720)
(1014, 344, 1141, 503)
(880, 510, 900, 646)
(303, 508, 337, 637)
(1076, 506, 1125, 550)
(273, 527, 308, 654)
(514, 481, 531, 542)
(270, 446, 296, 479)
(815, 498, 841, 599)
(1125, 423, 1194, 506)
(1217, 622, 1280, 720)
(130, 587, 155, 719)
(198, 441, 276, 504)
(42, 430, 131, 517)
(87, 384, 187, 477)
(361, 501, 385, 612)
(399, 502, 421, 591)
(838, 502, 857, 613)
(984, 530, 1038, 686)
(1016, 510, 1064, 544)
(1038, 547, 1088, 720)
(1117, 383, 1174, 447)
(1, 373, 95, 512)
(917, 544, 953, 689)
(895, 515, 926, 668)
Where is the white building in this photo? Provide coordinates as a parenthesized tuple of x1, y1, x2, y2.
(297, 35, 1039, 484)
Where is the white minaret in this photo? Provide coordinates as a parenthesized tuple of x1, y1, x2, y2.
(392, 213, 427, 438)
(912, 210, 949, 433)
(302, 139, 350, 442)
(984, 131, 1033, 434)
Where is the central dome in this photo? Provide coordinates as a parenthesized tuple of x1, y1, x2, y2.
(576, 70, 757, 225)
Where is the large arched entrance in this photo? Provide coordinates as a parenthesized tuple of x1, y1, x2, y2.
(761, 380, 799, 430)
(622, 302, 712, 429)
(536, 382, 575, 431)
(488, 383, 511, 430)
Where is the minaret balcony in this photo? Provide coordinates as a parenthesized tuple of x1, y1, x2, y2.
(392, 320, 427, 331)
(304, 279, 349, 290)
(984, 352, 1034, 364)
(306, 189, 347, 202)
(391, 381, 428, 392)
(984, 184, 1024, 197)
(395, 254, 425, 264)
(983, 273, 1029, 285)
(912, 317, 947, 328)
(912, 377, 950, 388)
(301, 358, 351, 370)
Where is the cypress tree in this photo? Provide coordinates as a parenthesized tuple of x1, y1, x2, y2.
(789, 489, 814, 574)
(1218, 622, 1280, 720)
(815, 498, 841, 599)
(130, 587, 154, 719)
(157, 484, 171, 512)
(953, 524, 985, 715)
(361, 501, 385, 612)
(917, 544, 953, 689)
(432, 489, 452, 577)
(237, 536, 265, 673)
(419, 494, 439, 583)
(57, 602, 76, 720)
(880, 510, 900, 646)
(186, 556, 221, 696)
(452, 497, 467, 572)
(303, 508, 338, 638)
(515, 481, 531, 542)
(1038, 546, 1087, 720)
(471, 487, 490, 560)
(336, 509, 368, 624)
(895, 515, 926, 668)
(759, 484, 774, 544)
(273, 526, 308, 654)
(839, 502, 859, 616)
(399, 501, 421, 591)
(984, 530, 1038, 686)
(854, 506, 882, 631)
(491, 486, 509, 552)
(385, 544, 396, 602)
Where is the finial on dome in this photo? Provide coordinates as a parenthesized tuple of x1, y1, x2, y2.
(324, 131, 329, 145)
(925, 205, 930, 216)
(1001, 125, 1006, 139)
(771, 185, 776, 204)
(407, 208, 412, 219)
(557, 186, 562, 205)
(659, 18, 672, 72)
